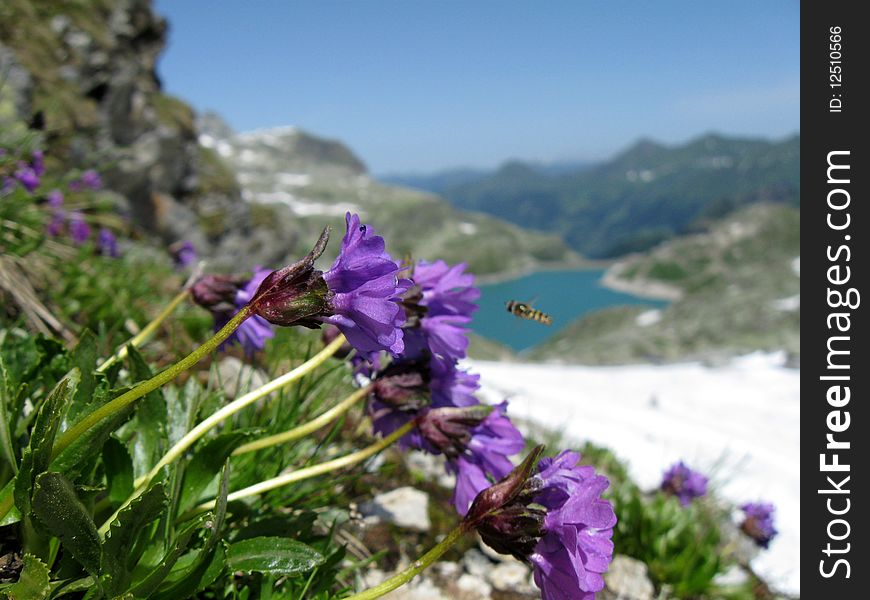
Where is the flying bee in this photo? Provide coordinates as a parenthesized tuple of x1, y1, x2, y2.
(505, 300, 553, 325)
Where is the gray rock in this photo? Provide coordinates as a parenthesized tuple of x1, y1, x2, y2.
(487, 561, 534, 594)
(359, 487, 430, 532)
(604, 555, 655, 600)
(462, 549, 493, 578)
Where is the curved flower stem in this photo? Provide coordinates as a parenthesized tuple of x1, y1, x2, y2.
(96, 334, 349, 536)
(232, 383, 371, 456)
(182, 419, 415, 520)
(345, 524, 469, 600)
(97, 288, 190, 373)
(51, 306, 253, 463)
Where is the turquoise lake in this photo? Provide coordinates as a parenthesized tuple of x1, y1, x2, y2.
(471, 269, 667, 352)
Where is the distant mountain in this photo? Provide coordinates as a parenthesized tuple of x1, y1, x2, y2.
(380, 159, 594, 196)
(407, 133, 799, 258)
(529, 203, 800, 364)
(197, 114, 579, 275)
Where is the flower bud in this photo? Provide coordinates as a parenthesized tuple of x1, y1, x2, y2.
(372, 358, 431, 411)
(191, 274, 245, 314)
(417, 405, 493, 458)
(250, 226, 331, 327)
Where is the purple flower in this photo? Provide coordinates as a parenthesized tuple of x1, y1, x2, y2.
(31, 151, 45, 176)
(466, 447, 616, 600)
(97, 228, 120, 257)
(740, 502, 777, 548)
(47, 189, 64, 207)
(218, 268, 276, 355)
(46, 212, 65, 237)
(319, 213, 409, 358)
(14, 165, 40, 192)
(401, 260, 479, 366)
(369, 357, 524, 515)
(69, 211, 91, 244)
(171, 240, 197, 268)
(660, 461, 708, 505)
(251, 214, 408, 360)
(70, 169, 102, 191)
(445, 402, 525, 515)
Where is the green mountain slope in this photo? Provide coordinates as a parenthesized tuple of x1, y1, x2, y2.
(528, 203, 800, 364)
(197, 114, 580, 275)
(424, 133, 799, 258)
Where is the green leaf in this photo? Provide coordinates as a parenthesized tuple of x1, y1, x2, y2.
(6, 553, 50, 600)
(125, 346, 167, 477)
(48, 576, 95, 598)
(51, 398, 135, 482)
(65, 330, 99, 425)
(226, 537, 325, 576)
(127, 513, 211, 598)
(101, 437, 134, 506)
(178, 430, 256, 512)
(152, 463, 231, 599)
(31, 472, 102, 577)
(0, 356, 19, 475)
(100, 483, 167, 595)
(14, 369, 80, 519)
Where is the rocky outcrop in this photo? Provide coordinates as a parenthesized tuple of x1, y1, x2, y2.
(0, 0, 291, 268)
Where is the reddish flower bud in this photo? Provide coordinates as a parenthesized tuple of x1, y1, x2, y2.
(372, 358, 431, 411)
(417, 405, 493, 459)
(249, 227, 331, 328)
(191, 274, 245, 313)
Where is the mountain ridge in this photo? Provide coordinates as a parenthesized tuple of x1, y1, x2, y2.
(383, 132, 799, 258)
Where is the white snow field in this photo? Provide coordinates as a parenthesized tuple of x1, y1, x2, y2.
(467, 352, 800, 595)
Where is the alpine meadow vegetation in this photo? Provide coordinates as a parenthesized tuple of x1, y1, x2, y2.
(1, 129, 779, 600)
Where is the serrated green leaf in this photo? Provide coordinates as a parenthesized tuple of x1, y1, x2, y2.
(152, 463, 231, 599)
(101, 437, 134, 506)
(127, 513, 211, 598)
(100, 483, 167, 595)
(226, 537, 325, 576)
(51, 400, 135, 481)
(31, 472, 101, 577)
(14, 370, 80, 519)
(178, 430, 255, 512)
(0, 356, 19, 475)
(65, 330, 99, 425)
(124, 345, 167, 477)
(6, 553, 50, 600)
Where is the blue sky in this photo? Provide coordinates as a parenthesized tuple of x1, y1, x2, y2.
(154, 1, 800, 174)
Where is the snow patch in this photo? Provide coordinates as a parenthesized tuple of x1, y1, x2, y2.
(466, 353, 800, 595)
(276, 173, 311, 187)
(458, 222, 478, 235)
(635, 309, 662, 327)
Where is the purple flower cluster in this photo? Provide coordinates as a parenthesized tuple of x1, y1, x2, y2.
(740, 501, 777, 548)
(2, 150, 44, 193)
(466, 447, 616, 600)
(660, 461, 708, 505)
(68, 169, 103, 191)
(193, 269, 276, 356)
(170, 240, 197, 269)
(360, 252, 523, 515)
(317, 213, 410, 359)
(195, 213, 410, 359)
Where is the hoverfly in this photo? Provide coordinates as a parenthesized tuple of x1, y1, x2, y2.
(505, 300, 553, 325)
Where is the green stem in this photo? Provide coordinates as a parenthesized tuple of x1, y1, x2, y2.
(183, 419, 415, 520)
(97, 288, 191, 373)
(232, 383, 371, 456)
(51, 306, 252, 463)
(345, 524, 469, 600)
(97, 334, 349, 536)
